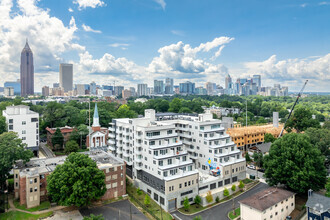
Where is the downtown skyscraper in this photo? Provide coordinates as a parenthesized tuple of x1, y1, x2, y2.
(20, 40, 34, 96)
(59, 63, 73, 92)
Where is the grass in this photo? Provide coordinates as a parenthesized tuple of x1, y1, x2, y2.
(126, 183, 173, 220)
(54, 151, 66, 156)
(14, 200, 51, 212)
(77, 148, 89, 152)
(242, 178, 253, 184)
(0, 210, 53, 220)
(228, 207, 240, 219)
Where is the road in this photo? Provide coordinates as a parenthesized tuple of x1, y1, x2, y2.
(39, 142, 55, 158)
(246, 167, 265, 179)
(80, 199, 147, 220)
(172, 182, 269, 220)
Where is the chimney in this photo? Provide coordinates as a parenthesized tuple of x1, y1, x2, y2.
(308, 189, 313, 197)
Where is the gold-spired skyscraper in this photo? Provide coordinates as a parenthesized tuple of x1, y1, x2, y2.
(20, 39, 34, 96)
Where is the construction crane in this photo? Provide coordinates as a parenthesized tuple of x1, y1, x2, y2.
(279, 80, 308, 137)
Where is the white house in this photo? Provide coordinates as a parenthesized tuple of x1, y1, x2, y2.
(3, 105, 39, 156)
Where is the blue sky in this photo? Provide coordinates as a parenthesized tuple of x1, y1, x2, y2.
(0, 0, 329, 92)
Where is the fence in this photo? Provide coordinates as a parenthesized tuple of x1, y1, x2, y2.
(127, 191, 161, 220)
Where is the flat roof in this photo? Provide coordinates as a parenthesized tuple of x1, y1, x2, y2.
(239, 187, 295, 212)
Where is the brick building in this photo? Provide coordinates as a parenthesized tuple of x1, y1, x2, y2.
(14, 151, 126, 208)
(46, 126, 75, 149)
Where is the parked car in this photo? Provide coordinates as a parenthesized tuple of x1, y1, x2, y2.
(247, 165, 256, 170)
(257, 168, 265, 172)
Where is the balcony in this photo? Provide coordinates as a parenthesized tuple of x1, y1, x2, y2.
(109, 145, 116, 151)
(108, 139, 115, 145)
(135, 162, 143, 170)
(209, 141, 235, 149)
(145, 133, 177, 140)
(204, 134, 230, 141)
(108, 133, 115, 138)
(214, 149, 241, 157)
(187, 146, 195, 152)
(149, 141, 182, 150)
(153, 150, 188, 160)
(109, 127, 115, 132)
(136, 156, 142, 162)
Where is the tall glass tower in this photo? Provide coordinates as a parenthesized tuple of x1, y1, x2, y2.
(20, 39, 34, 96)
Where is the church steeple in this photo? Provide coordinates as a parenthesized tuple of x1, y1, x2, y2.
(92, 103, 100, 128)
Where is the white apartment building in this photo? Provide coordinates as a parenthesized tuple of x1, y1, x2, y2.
(108, 109, 246, 211)
(3, 105, 39, 156)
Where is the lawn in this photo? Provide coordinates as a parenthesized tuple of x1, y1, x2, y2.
(228, 207, 240, 219)
(0, 210, 53, 220)
(126, 182, 173, 220)
(14, 200, 51, 212)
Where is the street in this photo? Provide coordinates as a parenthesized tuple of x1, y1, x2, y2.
(172, 182, 269, 220)
(79, 199, 147, 220)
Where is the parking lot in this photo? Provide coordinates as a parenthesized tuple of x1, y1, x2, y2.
(80, 199, 148, 220)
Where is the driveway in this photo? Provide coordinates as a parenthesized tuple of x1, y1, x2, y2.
(79, 199, 147, 220)
(172, 182, 269, 220)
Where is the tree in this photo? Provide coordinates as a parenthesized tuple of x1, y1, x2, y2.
(65, 140, 79, 154)
(179, 107, 192, 113)
(264, 133, 327, 194)
(136, 187, 142, 195)
(83, 214, 104, 220)
(144, 194, 151, 207)
(194, 195, 201, 208)
(206, 191, 213, 203)
(169, 98, 182, 113)
(47, 153, 106, 207)
(285, 108, 320, 133)
(51, 128, 64, 150)
(245, 153, 251, 162)
(43, 102, 66, 128)
(238, 181, 245, 191)
(264, 133, 276, 143)
(252, 152, 264, 168)
(231, 184, 236, 192)
(279, 109, 289, 119)
(0, 132, 33, 189)
(326, 179, 330, 197)
(223, 188, 230, 198)
(115, 105, 138, 119)
(305, 128, 330, 168)
(69, 129, 80, 144)
(215, 196, 220, 203)
(0, 116, 7, 134)
(183, 197, 190, 211)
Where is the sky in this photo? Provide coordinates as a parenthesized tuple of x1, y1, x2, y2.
(0, 0, 329, 92)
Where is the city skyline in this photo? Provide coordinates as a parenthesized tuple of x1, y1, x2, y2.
(0, 0, 329, 92)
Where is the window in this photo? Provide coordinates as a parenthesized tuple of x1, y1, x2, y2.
(30, 188, 32, 192)
(181, 190, 193, 196)
(31, 118, 38, 122)
(218, 181, 223, 187)
(159, 161, 163, 166)
(16, 182, 18, 187)
(30, 179, 33, 184)
(168, 159, 172, 165)
(15, 174, 18, 178)
(9, 119, 13, 123)
(160, 197, 164, 205)
(9, 125, 13, 130)
(185, 182, 187, 187)
(147, 189, 151, 194)
(22, 130, 26, 134)
(275, 212, 278, 216)
(179, 184, 182, 188)
(167, 130, 173, 135)
(34, 178, 37, 183)
(210, 183, 216, 190)
(291, 203, 293, 206)
(163, 171, 167, 177)
(34, 187, 37, 192)
(22, 137, 26, 140)
(22, 121, 26, 125)
(154, 193, 158, 201)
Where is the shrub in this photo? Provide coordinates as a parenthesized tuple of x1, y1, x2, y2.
(144, 194, 150, 207)
(223, 188, 230, 197)
(238, 180, 245, 191)
(183, 197, 190, 211)
(83, 214, 104, 220)
(231, 184, 236, 192)
(206, 191, 213, 203)
(216, 196, 220, 203)
(136, 187, 142, 195)
(194, 195, 202, 207)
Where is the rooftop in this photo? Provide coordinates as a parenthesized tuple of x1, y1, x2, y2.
(306, 190, 330, 214)
(239, 187, 295, 212)
(15, 150, 124, 177)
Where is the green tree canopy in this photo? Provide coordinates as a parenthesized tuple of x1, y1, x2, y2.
(223, 188, 229, 197)
(264, 133, 327, 194)
(169, 98, 182, 113)
(194, 195, 202, 207)
(0, 132, 33, 188)
(47, 153, 106, 207)
(264, 133, 276, 143)
(285, 108, 321, 133)
(0, 115, 7, 134)
(115, 105, 138, 119)
(51, 128, 64, 150)
(183, 197, 190, 211)
(65, 140, 79, 154)
(144, 194, 151, 207)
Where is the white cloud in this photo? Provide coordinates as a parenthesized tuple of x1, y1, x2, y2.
(171, 30, 184, 36)
(73, 0, 105, 10)
(147, 37, 233, 78)
(68, 7, 74, 12)
(319, 1, 330, 5)
(82, 24, 102, 33)
(243, 54, 330, 90)
(109, 43, 130, 48)
(0, 0, 84, 89)
(300, 3, 307, 7)
(154, 0, 166, 10)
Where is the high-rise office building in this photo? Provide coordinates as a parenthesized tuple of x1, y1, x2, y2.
(114, 86, 124, 96)
(225, 74, 232, 90)
(90, 81, 97, 95)
(179, 81, 195, 94)
(53, 83, 60, 88)
(252, 75, 261, 88)
(20, 40, 34, 96)
(164, 78, 174, 94)
(137, 84, 148, 96)
(42, 86, 49, 97)
(205, 82, 216, 95)
(154, 80, 164, 94)
(59, 63, 73, 92)
(4, 80, 21, 95)
(76, 84, 86, 96)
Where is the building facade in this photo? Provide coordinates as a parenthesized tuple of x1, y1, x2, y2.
(137, 84, 148, 96)
(108, 109, 246, 211)
(3, 105, 39, 156)
(13, 150, 126, 208)
(154, 80, 164, 94)
(45, 126, 75, 150)
(4, 80, 21, 95)
(164, 78, 174, 94)
(42, 86, 49, 97)
(179, 81, 195, 94)
(20, 40, 34, 97)
(239, 187, 295, 220)
(59, 63, 73, 92)
(306, 189, 330, 220)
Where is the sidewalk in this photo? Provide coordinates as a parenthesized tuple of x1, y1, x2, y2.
(8, 197, 65, 215)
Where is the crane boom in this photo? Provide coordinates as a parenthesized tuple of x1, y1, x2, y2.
(278, 80, 308, 137)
